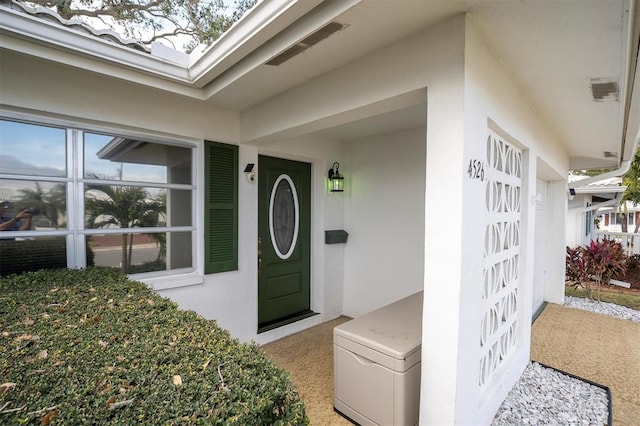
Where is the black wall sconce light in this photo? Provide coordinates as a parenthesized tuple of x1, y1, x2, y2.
(328, 162, 344, 192)
(244, 163, 256, 182)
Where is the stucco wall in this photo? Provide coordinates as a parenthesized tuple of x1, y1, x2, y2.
(458, 17, 569, 424)
(342, 127, 426, 318)
(1, 51, 237, 143)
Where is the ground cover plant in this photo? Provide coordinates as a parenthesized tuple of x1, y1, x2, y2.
(0, 268, 308, 425)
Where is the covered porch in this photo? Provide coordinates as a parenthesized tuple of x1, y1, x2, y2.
(262, 304, 640, 425)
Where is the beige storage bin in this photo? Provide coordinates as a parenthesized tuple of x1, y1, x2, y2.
(334, 291, 423, 426)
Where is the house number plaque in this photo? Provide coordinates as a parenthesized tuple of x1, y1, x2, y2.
(467, 159, 486, 181)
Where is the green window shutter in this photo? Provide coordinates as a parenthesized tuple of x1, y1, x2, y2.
(204, 141, 238, 273)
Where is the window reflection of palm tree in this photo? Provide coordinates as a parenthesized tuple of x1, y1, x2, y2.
(85, 180, 165, 273)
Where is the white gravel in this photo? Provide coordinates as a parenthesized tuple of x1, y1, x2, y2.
(563, 296, 640, 323)
(493, 362, 609, 425)
(493, 296, 639, 425)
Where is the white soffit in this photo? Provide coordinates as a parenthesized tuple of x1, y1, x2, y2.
(468, 0, 629, 170)
(200, 0, 361, 98)
(205, 0, 467, 110)
(1, 0, 638, 167)
(224, 0, 635, 165)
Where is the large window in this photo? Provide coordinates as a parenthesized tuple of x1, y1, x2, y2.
(1, 119, 195, 277)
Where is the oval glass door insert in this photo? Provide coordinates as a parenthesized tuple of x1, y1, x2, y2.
(269, 174, 299, 259)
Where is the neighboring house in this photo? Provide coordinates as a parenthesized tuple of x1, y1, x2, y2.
(597, 201, 640, 233)
(2, 0, 640, 424)
(567, 175, 627, 247)
(597, 202, 640, 257)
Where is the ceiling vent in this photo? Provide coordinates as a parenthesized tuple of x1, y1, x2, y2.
(266, 22, 346, 66)
(590, 78, 619, 102)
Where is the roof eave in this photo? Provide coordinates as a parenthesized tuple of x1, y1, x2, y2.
(0, 7, 193, 84)
(0, 0, 360, 100)
(199, 0, 360, 101)
(189, 0, 326, 88)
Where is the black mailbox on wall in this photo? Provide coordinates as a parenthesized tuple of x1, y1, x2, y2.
(325, 230, 349, 244)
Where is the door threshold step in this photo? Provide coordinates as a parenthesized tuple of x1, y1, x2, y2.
(258, 310, 318, 334)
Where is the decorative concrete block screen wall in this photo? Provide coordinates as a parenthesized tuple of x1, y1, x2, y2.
(480, 131, 522, 389)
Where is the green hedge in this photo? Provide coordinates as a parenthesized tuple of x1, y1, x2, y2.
(0, 238, 95, 277)
(0, 268, 307, 425)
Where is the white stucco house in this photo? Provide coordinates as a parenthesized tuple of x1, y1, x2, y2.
(568, 172, 640, 253)
(597, 200, 640, 234)
(2, 0, 640, 424)
(567, 175, 628, 247)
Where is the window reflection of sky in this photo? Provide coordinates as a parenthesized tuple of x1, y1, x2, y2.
(1, 121, 167, 184)
(1, 120, 66, 176)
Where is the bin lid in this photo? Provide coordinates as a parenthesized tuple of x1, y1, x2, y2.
(334, 291, 423, 361)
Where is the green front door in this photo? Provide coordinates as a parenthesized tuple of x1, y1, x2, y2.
(258, 156, 311, 330)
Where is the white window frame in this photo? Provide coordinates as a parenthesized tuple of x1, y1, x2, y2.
(1, 112, 198, 282)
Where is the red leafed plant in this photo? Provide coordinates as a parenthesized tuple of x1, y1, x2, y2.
(566, 239, 627, 301)
(566, 246, 587, 282)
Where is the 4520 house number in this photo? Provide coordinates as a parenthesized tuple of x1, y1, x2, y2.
(467, 159, 486, 181)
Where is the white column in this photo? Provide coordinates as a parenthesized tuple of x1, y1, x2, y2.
(421, 83, 467, 424)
